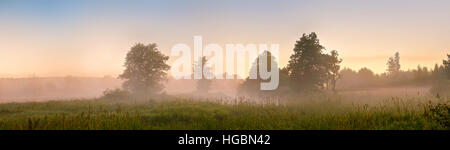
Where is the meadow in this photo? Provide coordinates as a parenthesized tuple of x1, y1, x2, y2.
(0, 93, 448, 130)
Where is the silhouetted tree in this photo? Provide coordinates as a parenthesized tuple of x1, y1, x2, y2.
(387, 52, 401, 75)
(432, 64, 446, 80)
(444, 54, 450, 79)
(286, 32, 342, 91)
(413, 65, 430, 84)
(324, 50, 342, 93)
(195, 56, 213, 93)
(358, 67, 377, 85)
(337, 67, 382, 89)
(338, 68, 359, 88)
(238, 51, 279, 96)
(430, 54, 450, 95)
(119, 43, 170, 97)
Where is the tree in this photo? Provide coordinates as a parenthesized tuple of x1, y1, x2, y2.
(238, 51, 279, 96)
(431, 54, 450, 81)
(387, 52, 401, 75)
(195, 56, 213, 93)
(324, 50, 342, 93)
(337, 68, 358, 88)
(413, 65, 430, 84)
(444, 54, 450, 79)
(286, 32, 342, 91)
(395, 52, 401, 70)
(119, 43, 170, 97)
(430, 54, 450, 95)
(358, 67, 377, 86)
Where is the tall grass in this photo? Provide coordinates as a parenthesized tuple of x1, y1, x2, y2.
(0, 95, 448, 130)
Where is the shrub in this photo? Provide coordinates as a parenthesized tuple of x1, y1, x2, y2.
(102, 88, 132, 100)
(424, 101, 450, 129)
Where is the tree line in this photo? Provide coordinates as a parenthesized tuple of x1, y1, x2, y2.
(109, 32, 450, 99)
(338, 54, 449, 90)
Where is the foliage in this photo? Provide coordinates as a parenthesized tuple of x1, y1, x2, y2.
(286, 32, 328, 90)
(429, 54, 450, 95)
(444, 54, 450, 79)
(119, 43, 170, 97)
(102, 88, 132, 100)
(323, 50, 342, 92)
(424, 101, 450, 129)
(238, 51, 281, 96)
(272, 32, 342, 93)
(337, 54, 449, 89)
(387, 52, 401, 75)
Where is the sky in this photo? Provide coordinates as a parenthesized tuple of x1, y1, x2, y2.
(0, 0, 449, 77)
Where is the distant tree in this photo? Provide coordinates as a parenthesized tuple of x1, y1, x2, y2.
(119, 43, 170, 97)
(444, 54, 450, 79)
(387, 58, 395, 73)
(238, 51, 279, 96)
(387, 52, 401, 75)
(413, 65, 430, 84)
(358, 67, 377, 84)
(430, 54, 450, 96)
(432, 64, 440, 78)
(395, 52, 401, 70)
(276, 67, 293, 95)
(338, 68, 359, 86)
(195, 56, 213, 93)
(431, 63, 445, 81)
(358, 67, 375, 77)
(324, 50, 342, 93)
(286, 32, 342, 91)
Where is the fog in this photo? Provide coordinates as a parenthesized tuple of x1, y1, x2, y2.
(0, 76, 245, 103)
(164, 77, 243, 97)
(0, 76, 120, 103)
(0, 76, 436, 104)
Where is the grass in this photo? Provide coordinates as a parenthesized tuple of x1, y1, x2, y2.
(0, 95, 448, 130)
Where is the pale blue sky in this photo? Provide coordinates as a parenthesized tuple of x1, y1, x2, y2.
(0, 0, 449, 77)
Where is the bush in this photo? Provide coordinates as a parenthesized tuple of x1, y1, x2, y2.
(102, 88, 132, 100)
(424, 101, 450, 129)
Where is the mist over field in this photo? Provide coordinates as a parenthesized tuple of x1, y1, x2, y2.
(0, 54, 440, 103)
(0, 76, 435, 103)
(0, 77, 121, 102)
(0, 76, 244, 102)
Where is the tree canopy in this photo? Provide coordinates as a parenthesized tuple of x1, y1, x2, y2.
(387, 52, 401, 75)
(119, 43, 170, 97)
(286, 32, 342, 91)
(238, 50, 279, 96)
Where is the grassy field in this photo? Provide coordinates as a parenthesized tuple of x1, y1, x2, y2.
(0, 95, 448, 130)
